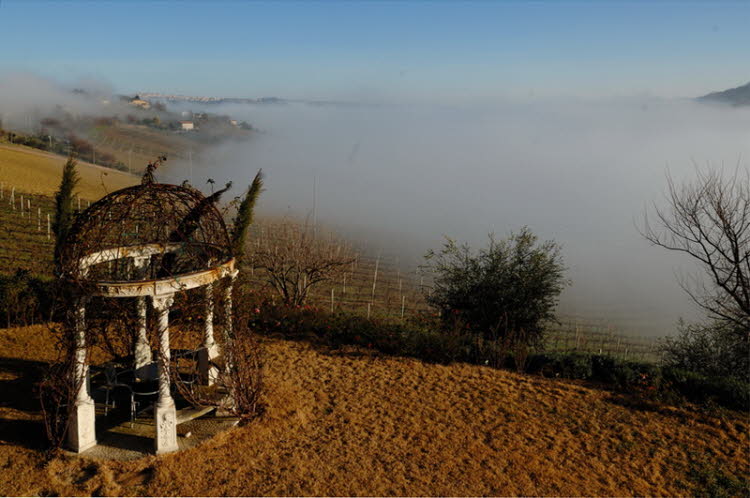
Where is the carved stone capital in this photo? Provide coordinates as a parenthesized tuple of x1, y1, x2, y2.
(151, 293, 175, 311)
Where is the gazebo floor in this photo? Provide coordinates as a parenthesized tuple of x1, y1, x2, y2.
(75, 406, 239, 461)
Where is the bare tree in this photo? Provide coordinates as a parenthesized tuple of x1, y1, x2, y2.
(642, 166, 749, 333)
(250, 221, 356, 306)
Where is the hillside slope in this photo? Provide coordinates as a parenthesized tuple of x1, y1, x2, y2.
(0, 143, 137, 200)
(698, 81, 750, 106)
(0, 326, 746, 496)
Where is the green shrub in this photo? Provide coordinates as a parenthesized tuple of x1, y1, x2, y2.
(609, 361, 660, 391)
(661, 320, 750, 383)
(591, 355, 617, 383)
(662, 367, 749, 412)
(558, 353, 593, 379)
(425, 228, 567, 353)
(526, 353, 593, 379)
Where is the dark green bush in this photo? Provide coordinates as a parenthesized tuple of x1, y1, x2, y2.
(661, 320, 750, 383)
(496, 350, 747, 410)
(558, 353, 594, 379)
(0, 270, 55, 327)
(662, 367, 749, 412)
(609, 361, 661, 390)
(526, 353, 592, 379)
(591, 355, 618, 383)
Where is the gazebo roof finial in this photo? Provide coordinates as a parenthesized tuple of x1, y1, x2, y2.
(142, 155, 167, 185)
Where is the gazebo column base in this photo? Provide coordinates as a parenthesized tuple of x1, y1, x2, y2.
(68, 399, 97, 453)
(154, 397, 179, 454)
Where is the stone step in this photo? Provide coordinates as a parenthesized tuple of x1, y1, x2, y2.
(176, 405, 215, 425)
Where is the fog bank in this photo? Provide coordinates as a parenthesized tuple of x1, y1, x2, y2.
(170, 98, 750, 336)
(0, 72, 116, 130)
(2, 70, 746, 336)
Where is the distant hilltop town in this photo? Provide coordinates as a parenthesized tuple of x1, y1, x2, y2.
(138, 93, 287, 105)
(138, 93, 373, 108)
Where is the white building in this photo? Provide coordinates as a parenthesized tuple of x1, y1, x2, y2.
(180, 121, 195, 131)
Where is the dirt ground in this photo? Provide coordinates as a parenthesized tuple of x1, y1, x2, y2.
(0, 325, 747, 496)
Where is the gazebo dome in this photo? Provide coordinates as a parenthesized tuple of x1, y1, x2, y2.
(62, 182, 234, 295)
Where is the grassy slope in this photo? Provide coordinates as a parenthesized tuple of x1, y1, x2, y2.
(0, 325, 747, 496)
(0, 143, 137, 199)
(88, 123, 197, 173)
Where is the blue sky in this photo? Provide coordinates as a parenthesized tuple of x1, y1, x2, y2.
(1, 1, 748, 100)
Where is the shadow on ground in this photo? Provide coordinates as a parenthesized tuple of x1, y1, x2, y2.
(0, 356, 50, 450)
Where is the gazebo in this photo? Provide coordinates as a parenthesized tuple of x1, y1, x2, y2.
(60, 171, 237, 455)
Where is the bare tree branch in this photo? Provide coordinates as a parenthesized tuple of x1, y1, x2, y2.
(249, 221, 356, 306)
(640, 166, 750, 332)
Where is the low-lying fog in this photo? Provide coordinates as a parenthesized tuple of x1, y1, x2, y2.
(169, 98, 750, 336)
(2, 72, 748, 335)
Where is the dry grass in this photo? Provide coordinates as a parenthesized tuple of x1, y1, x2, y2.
(0, 325, 747, 496)
(0, 143, 137, 200)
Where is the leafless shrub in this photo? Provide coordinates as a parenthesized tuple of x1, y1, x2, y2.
(216, 317, 265, 423)
(39, 300, 87, 449)
(249, 221, 357, 306)
(38, 356, 77, 449)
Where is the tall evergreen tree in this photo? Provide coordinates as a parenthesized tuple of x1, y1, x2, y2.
(53, 155, 80, 275)
(231, 170, 264, 262)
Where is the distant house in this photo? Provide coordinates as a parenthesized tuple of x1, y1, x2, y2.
(229, 119, 238, 127)
(180, 121, 195, 131)
(129, 95, 151, 110)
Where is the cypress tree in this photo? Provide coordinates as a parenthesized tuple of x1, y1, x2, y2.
(52, 155, 80, 275)
(231, 170, 264, 262)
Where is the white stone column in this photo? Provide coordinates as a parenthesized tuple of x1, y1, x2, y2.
(224, 270, 239, 342)
(67, 297, 97, 453)
(203, 283, 219, 358)
(133, 257, 153, 380)
(134, 296, 154, 379)
(198, 283, 220, 386)
(152, 293, 178, 455)
(219, 271, 239, 411)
